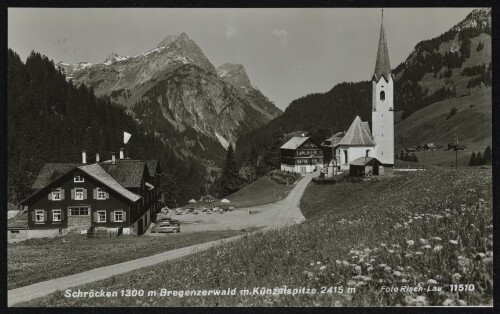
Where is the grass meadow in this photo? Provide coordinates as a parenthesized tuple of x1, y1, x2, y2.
(8, 230, 244, 290)
(20, 168, 492, 307)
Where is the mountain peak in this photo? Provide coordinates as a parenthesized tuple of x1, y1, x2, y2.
(217, 63, 252, 89)
(157, 32, 192, 48)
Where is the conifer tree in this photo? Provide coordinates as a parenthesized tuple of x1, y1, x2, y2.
(469, 152, 476, 166)
(483, 146, 492, 165)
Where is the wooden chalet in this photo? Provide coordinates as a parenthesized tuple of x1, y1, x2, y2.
(280, 136, 323, 173)
(9, 151, 164, 240)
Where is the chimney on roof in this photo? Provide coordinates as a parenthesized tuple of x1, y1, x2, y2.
(82, 151, 87, 164)
(111, 152, 116, 164)
(120, 147, 124, 160)
(95, 152, 100, 163)
(302, 133, 305, 137)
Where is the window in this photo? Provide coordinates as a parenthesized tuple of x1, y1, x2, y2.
(97, 188, 106, 200)
(74, 173, 84, 183)
(53, 209, 62, 222)
(52, 188, 62, 201)
(35, 210, 44, 223)
(69, 207, 89, 216)
(75, 188, 84, 200)
(343, 150, 348, 164)
(380, 91, 385, 101)
(114, 211, 124, 222)
(366, 149, 370, 157)
(97, 211, 106, 223)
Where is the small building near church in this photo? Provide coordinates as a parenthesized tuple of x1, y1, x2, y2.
(349, 157, 383, 176)
(280, 136, 323, 173)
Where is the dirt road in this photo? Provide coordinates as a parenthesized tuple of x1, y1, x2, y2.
(8, 171, 317, 306)
(152, 171, 317, 233)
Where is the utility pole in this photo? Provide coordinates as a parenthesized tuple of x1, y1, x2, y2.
(455, 137, 459, 170)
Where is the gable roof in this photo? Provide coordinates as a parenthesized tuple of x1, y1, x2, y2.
(31, 163, 82, 190)
(78, 164, 141, 203)
(338, 116, 376, 147)
(280, 137, 311, 150)
(8, 209, 28, 230)
(322, 132, 345, 148)
(100, 160, 148, 188)
(350, 157, 382, 166)
(145, 160, 161, 177)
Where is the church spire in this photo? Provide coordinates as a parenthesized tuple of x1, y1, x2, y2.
(373, 9, 391, 81)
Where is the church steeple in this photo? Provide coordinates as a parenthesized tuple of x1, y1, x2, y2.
(373, 10, 391, 82)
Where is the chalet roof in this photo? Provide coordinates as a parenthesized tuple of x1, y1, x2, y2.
(100, 160, 147, 188)
(31, 163, 82, 190)
(373, 17, 392, 82)
(338, 116, 376, 147)
(8, 209, 28, 230)
(350, 157, 382, 166)
(280, 137, 310, 150)
(321, 132, 345, 148)
(78, 164, 141, 203)
(146, 160, 161, 177)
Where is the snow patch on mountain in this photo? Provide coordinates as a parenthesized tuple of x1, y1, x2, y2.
(215, 132, 230, 149)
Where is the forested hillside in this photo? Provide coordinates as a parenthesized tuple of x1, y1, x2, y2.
(7, 49, 206, 206)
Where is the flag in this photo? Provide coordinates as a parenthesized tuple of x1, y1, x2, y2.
(123, 131, 132, 144)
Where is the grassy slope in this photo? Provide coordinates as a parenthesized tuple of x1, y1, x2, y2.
(22, 168, 492, 307)
(226, 175, 295, 208)
(8, 230, 244, 290)
(395, 87, 491, 154)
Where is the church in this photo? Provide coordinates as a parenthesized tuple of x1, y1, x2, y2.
(331, 13, 395, 176)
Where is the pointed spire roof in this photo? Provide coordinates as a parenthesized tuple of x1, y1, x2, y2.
(338, 116, 376, 146)
(373, 11, 392, 82)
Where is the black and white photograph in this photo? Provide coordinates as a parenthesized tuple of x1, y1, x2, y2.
(5, 3, 494, 308)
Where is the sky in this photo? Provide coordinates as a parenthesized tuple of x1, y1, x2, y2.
(8, 8, 476, 110)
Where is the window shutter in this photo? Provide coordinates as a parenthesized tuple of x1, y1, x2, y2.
(123, 211, 127, 222)
(48, 210, 53, 222)
(93, 212, 98, 222)
(93, 188, 97, 199)
(110, 212, 115, 222)
(71, 189, 75, 200)
(43, 210, 47, 222)
(61, 210, 65, 221)
(48, 192, 52, 200)
(60, 189, 65, 200)
(31, 211, 35, 222)
(105, 192, 110, 199)
(83, 189, 87, 200)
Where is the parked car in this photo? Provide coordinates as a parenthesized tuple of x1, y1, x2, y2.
(156, 215, 180, 225)
(151, 221, 180, 233)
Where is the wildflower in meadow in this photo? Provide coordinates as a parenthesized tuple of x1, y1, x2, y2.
(452, 273, 462, 282)
(367, 266, 373, 272)
(431, 237, 442, 241)
(433, 245, 443, 252)
(457, 300, 467, 306)
(342, 261, 349, 267)
(401, 278, 408, 283)
(380, 243, 387, 247)
(415, 251, 424, 256)
(442, 299, 454, 306)
(404, 253, 413, 258)
(355, 266, 362, 272)
(388, 250, 395, 254)
(319, 265, 326, 271)
(393, 271, 402, 277)
(335, 260, 342, 265)
(309, 262, 314, 266)
(427, 279, 437, 285)
(419, 238, 429, 245)
(449, 240, 459, 245)
(406, 240, 415, 246)
(384, 267, 392, 272)
(379, 263, 387, 268)
(422, 244, 432, 250)
(317, 261, 322, 265)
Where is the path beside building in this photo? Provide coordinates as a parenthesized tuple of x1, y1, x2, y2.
(8, 171, 317, 306)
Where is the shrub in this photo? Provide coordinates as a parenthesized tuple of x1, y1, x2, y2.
(446, 107, 457, 120)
